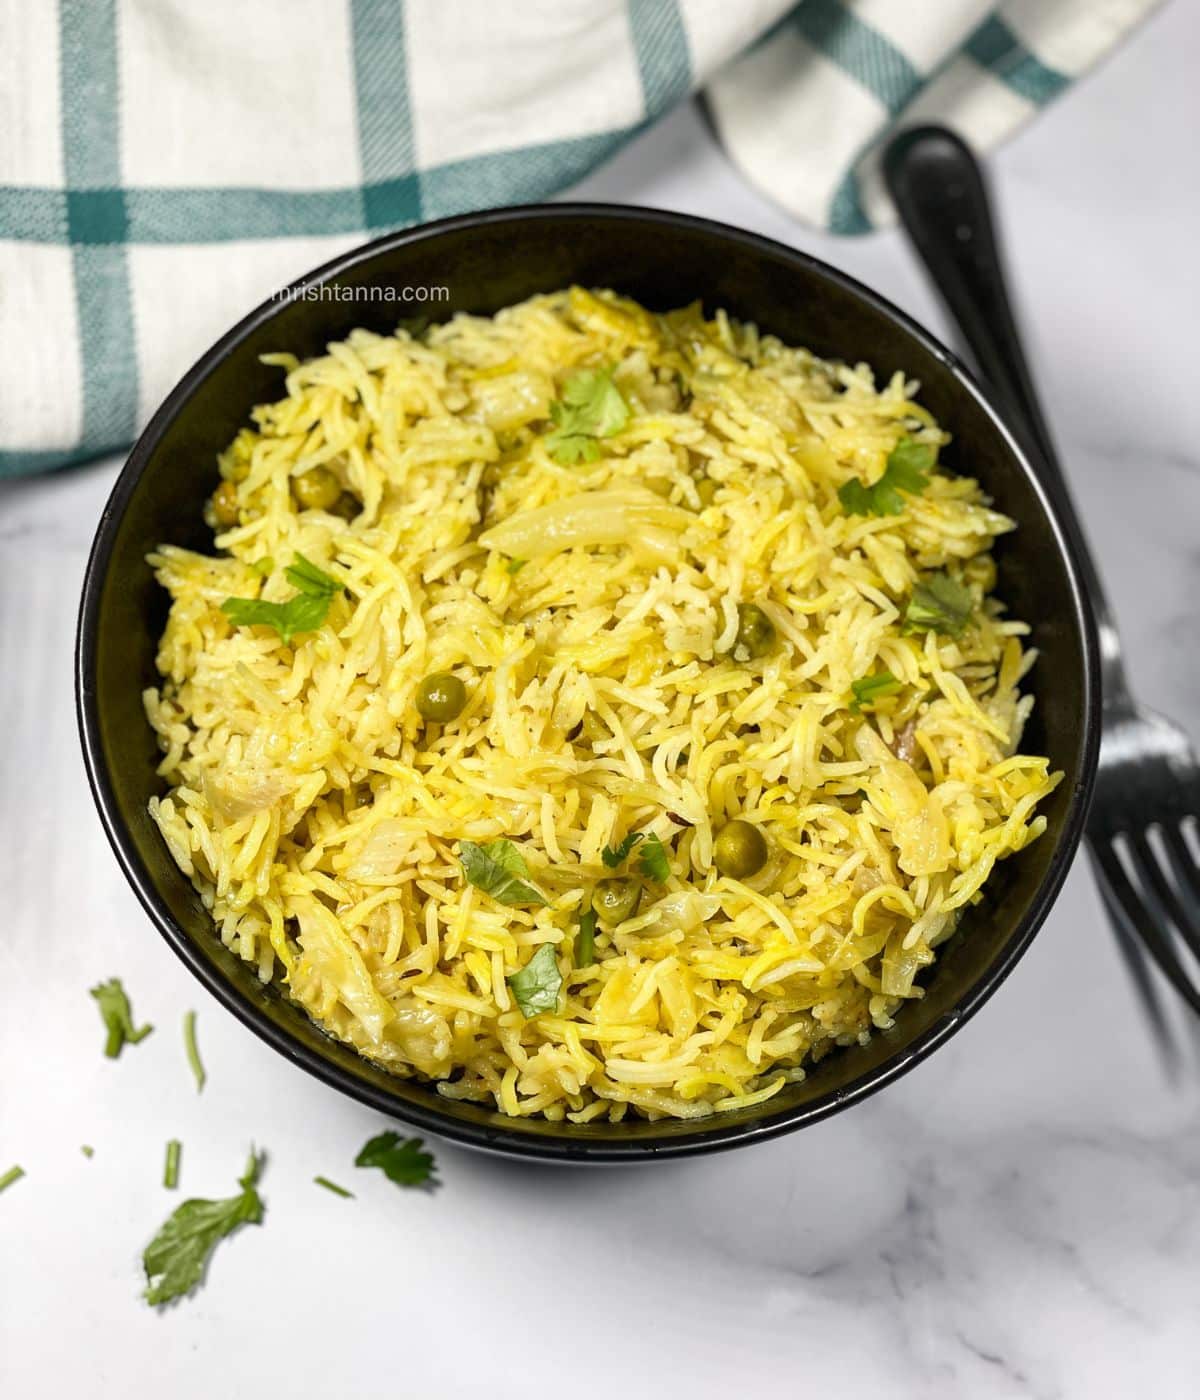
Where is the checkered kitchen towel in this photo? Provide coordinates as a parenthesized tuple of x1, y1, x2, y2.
(0, 0, 1156, 477)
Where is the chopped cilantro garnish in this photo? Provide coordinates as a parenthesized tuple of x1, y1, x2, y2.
(459, 840, 548, 907)
(355, 1132, 438, 1189)
(0, 1165, 24, 1194)
(164, 1140, 181, 1190)
(507, 943, 564, 1018)
(314, 1176, 354, 1199)
(81, 1145, 94, 1159)
(575, 907, 597, 969)
(637, 833, 670, 883)
(505, 557, 527, 575)
(903, 573, 973, 638)
(221, 551, 342, 646)
(90, 978, 153, 1059)
(142, 1150, 265, 1307)
(544, 367, 629, 464)
(601, 831, 644, 868)
(601, 829, 668, 881)
(850, 671, 902, 712)
(839, 437, 936, 517)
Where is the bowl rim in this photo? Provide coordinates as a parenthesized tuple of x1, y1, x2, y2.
(76, 201, 1101, 1162)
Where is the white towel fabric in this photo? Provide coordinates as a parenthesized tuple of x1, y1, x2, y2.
(0, 0, 1159, 475)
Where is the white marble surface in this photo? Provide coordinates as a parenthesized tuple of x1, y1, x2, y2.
(3, 6, 1199, 1396)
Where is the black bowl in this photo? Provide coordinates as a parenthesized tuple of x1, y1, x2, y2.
(77, 204, 1100, 1162)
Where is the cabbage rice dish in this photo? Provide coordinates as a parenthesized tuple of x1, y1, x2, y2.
(145, 287, 1060, 1122)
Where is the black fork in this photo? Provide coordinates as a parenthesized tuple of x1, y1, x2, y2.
(884, 125, 1200, 1059)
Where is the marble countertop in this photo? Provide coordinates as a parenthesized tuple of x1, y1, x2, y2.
(2, 6, 1197, 1396)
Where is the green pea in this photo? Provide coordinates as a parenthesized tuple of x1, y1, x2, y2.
(210, 479, 239, 528)
(713, 819, 768, 879)
(593, 878, 641, 927)
(735, 603, 775, 658)
(292, 466, 341, 511)
(415, 672, 467, 723)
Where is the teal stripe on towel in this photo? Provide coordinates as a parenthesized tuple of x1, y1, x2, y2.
(58, 0, 139, 463)
(794, 0, 921, 116)
(421, 130, 635, 219)
(629, 0, 692, 118)
(828, 165, 872, 236)
(350, 0, 421, 229)
(965, 15, 1070, 106)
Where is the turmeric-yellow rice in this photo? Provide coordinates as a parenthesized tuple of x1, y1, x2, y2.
(144, 287, 1059, 1122)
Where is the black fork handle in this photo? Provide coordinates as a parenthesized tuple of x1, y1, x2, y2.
(882, 125, 1121, 675)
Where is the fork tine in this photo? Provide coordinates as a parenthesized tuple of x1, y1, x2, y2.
(1090, 838, 1200, 1017)
(1131, 832, 1200, 964)
(1089, 857, 1182, 1076)
(1160, 822, 1200, 907)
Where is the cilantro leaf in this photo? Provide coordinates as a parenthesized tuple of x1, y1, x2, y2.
(601, 831, 644, 868)
(839, 436, 936, 517)
(459, 840, 549, 907)
(355, 1132, 437, 1189)
(850, 670, 902, 713)
(575, 907, 597, 969)
(886, 437, 937, 489)
(90, 978, 153, 1059)
(221, 551, 342, 646)
(544, 368, 629, 465)
(220, 591, 331, 646)
(507, 943, 563, 1017)
(637, 833, 670, 883)
(837, 478, 874, 515)
(142, 1150, 265, 1307)
(284, 552, 341, 598)
(546, 425, 600, 465)
(903, 573, 974, 638)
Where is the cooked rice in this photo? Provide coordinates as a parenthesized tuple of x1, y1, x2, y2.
(145, 287, 1060, 1122)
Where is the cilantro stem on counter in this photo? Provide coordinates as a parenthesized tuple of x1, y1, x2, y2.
(314, 1176, 354, 1199)
(355, 1133, 438, 1190)
(164, 1140, 181, 1190)
(0, 1165, 24, 1194)
(183, 1010, 206, 1093)
(90, 978, 153, 1059)
(142, 1149, 265, 1307)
